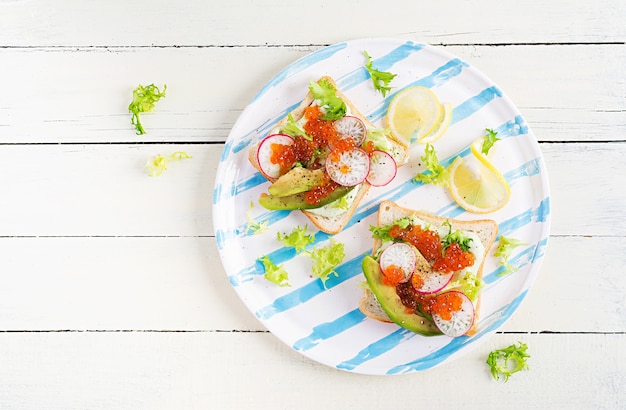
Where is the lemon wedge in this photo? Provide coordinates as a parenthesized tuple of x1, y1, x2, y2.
(448, 154, 510, 214)
(419, 102, 453, 144)
(386, 86, 442, 145)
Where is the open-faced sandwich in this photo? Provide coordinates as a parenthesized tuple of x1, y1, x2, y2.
(360, 200, 498, 337)
(249, 76, 409, 234)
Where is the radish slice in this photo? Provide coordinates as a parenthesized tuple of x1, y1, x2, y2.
(333, 116, 366, 147)
(431, 291, 474, 337)
(366, 150, 397, 186)
(379, 243, 417, 283)
(256, 134, 294, 179)
(412, 270, 454, 294)
(325, 148, 370, 186)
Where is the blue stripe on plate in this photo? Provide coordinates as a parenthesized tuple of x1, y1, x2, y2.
(293, 308, 367, 352)
(255, 252, 369, 320)
(336, 328, 417, 371)
(336, 41, 426, 90)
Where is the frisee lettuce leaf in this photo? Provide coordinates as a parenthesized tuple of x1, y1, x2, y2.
(331, 194, 351, 210)
(363, 127, 393, 153)
(486, 342, 530, 382)
(309, 78, 346, 121)
(482, 128, 500, 155)
(495, 236, 526, 276)
(369, 217, 411, 242)
(305, 239, 345, 285)
(258, 255, 290, 287)
(447, 271, 483, 301)
(364, 50, 397, 97)
(129, 83, 167, 135)
(441, 220, 473, 254)
(277, 225, 315, 253)
(414, 143, 450, 187)
(246, 201, 269, 235)
(145, 151, 191, 176)
(280, 112, 311, 141)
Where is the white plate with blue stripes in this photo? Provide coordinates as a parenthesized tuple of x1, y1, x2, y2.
(213, 38, 550, 375)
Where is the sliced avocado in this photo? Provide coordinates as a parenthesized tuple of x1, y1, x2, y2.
(259, 185, 353, 211)
(361, 255, 440, 336)
(268, 168, 325, 197)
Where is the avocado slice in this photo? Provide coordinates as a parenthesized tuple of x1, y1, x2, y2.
(361, 255, 440, 336)
(268, 168, 325, 197)
(259, 185, 354, 211)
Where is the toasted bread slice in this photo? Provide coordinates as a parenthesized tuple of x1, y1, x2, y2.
(360, 200, 498, 335)
(248, 76, 408, 234)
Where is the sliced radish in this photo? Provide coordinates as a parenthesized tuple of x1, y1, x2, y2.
(325, 148, 370, 186)
(431, 291, 474, 337)
(256, 134, 294, 179)
(366, 150, 397, 186)
(411, 270, 454, 294)
(379, 243, 417, 283)
(333, 116, 366, 147)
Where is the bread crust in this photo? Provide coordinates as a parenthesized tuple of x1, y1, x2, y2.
(248, 77, 408, 234)
(360, 200, 498, 336)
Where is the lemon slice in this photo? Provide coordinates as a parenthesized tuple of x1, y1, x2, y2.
(448, 155, 510, 214)
(386, 86, 442, 145)
(419, 102, 453, 144)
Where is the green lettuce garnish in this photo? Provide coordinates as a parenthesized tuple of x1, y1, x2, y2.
(364, 50, 397, 97)
(363, 127, 393, 153)
(441, 220, 473, 254)
(331, 194, 351, 210)
(277, 225, 315, 253)
(447, 271, 483, 301)
(258, 255, 290, 287)
(280, 112, 311, 141)
(129, 83, 167, 135)
(486, 342, 530, 382)
(145, 151, 191, 176)
(369, 217, 411, 242)
(245, 201, 269, 235)
(482, 128, 500, 155)
(494, 236, 526, 276)
(309, 78, 346, 121)
(414, 143, 449, 187)
(306, 239, 345, 285)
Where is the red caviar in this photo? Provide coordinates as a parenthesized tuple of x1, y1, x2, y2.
(382, 265, 405, 286)
(433, 242, 475, 273)
(304, 105, 341, 147)
(304, 173, 339, 205)
(410, 272, 424, 290)
(389, 224, 442, 263)
(269, 142, 297, 174)
(430, 292, 464, 321)
(389, 223, 474, 273)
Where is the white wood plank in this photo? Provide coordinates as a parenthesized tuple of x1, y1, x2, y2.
(0, 331, 624, 409)
(0, 236, 623, 333)
(0, 45, 623, 143)
(0, 237, 263, 331)
(1, 0, 624, 46)
(0, 142, 623, 237)
(0, 144, 218, 237)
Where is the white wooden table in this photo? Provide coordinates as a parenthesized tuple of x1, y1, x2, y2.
(1, 1, 625, 408)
